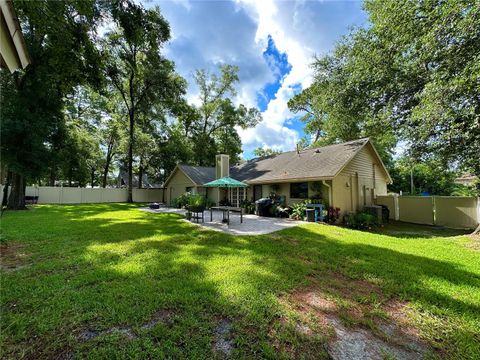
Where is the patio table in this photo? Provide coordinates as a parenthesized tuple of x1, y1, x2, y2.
(210, 206, 243, 225)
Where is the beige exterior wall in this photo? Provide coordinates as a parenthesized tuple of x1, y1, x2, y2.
(132, 189, 164, 203)
(207, 187, 221, 205)
(164, 168, 195, 205)
(0, 186, 163, 204)
(333, 145, 389, 215)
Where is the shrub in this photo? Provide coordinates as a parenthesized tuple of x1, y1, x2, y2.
(344, 211, 379, 230)
(325, 206, 341, 224)
(241, 199, 255, 214)
(186, 194, 206, 212)
(290, 200, 311, 220)
(205, 198, 215, 209)
(173, 192, 192, 208)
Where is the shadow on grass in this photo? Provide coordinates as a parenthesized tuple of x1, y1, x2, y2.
(1, 204, 479, 358)
(371, 220, 472, 238)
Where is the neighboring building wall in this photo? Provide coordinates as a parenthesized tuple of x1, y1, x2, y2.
(333, 145, 389, 215)
(165, 169, 195, 205)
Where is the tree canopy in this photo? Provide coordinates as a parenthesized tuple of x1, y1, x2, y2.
(0, 0, 261, 208)
(0, 0, 104, 208)
(289, 0, 479, 178)
(253, 147, 282, 158)
(104, 0, 186, 201)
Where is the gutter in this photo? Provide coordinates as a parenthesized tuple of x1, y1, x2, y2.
(245, 176, 334, 185)
(0, 0, 30, 72)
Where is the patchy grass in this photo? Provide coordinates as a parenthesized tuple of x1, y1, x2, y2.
(0, 204, 479, 359)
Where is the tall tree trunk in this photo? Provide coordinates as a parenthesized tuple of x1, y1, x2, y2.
(127, 109, 134, 202)
(102, 143, 114, 188)
(91, 168, 95, 188)
(49, 167, 56, 186)
(1, 171, 12, 214)
(7, 172, 26, 210)
(102, 159, 111, 188)
(138, 159, 143, 189)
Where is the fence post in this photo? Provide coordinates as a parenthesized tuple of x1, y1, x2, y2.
(393, 194, 399, 221)
(432, 196, 436, 226)
(477, 197, 480, 226)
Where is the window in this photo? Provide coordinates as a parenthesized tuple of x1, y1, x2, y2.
(230, 188, 246, 207)
(185, 187, 193, 193)
(290, 182, 308, 199)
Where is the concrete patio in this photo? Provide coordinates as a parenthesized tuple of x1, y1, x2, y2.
(140, 206, 305, 235)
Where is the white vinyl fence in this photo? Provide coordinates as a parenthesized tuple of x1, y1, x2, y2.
(0, 186, 164, 205)
(376, 195, 479, 229)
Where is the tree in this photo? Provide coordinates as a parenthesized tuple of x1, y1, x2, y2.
(99, 114, 124, 188)
(253, 147, 281, 158)
(289, 0, 479, 177)
(184, 65, 262, 166)
(389, 156, 458, 196)
(104, 0, 186, 201)
(0, 0, 104, 209)
(153, 122, 194, 184)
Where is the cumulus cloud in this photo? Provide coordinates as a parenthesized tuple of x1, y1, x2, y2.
(147, 0, 366, 157)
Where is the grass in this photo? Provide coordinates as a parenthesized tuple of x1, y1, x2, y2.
(1, 203, 479, 359)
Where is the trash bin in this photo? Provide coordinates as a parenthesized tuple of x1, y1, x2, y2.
(305, 208, 315, 222)
(255, 198, 272, 216)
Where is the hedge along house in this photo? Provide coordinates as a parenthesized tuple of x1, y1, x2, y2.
(164, 138, 392, 215)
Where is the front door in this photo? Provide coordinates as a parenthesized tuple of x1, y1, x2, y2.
(254, 185, 262, 201)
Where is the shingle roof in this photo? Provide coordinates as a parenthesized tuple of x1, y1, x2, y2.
(170, 138, 372, 186)
(230, 138, 370, 183)
(178, 164, 216, 185)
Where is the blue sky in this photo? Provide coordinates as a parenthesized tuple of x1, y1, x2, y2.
(144, 0, 368, 159)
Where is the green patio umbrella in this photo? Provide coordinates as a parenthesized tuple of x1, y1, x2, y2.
(203, 176, 248, 188)
(204, 176, 248, 208)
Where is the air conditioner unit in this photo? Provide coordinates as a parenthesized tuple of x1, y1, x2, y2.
(363, 205, 383, 223)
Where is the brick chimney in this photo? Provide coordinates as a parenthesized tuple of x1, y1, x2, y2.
(215, 154, 230, 179)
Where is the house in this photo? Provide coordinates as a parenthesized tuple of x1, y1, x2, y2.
(0, 0, 30, 72)
(117, 169, 162, 189)
(164, 138, 392, 215)
(454, 174, 478, 187)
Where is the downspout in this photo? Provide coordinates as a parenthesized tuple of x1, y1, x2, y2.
(322, 180, 332, 208)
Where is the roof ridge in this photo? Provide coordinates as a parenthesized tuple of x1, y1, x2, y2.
(179, 164, 214, 169)
(244, 137, 370, 162)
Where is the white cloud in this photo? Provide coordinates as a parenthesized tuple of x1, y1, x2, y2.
(146, 0, 366, 156)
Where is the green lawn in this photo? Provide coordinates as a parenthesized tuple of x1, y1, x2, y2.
(1, 204, 479, 359)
